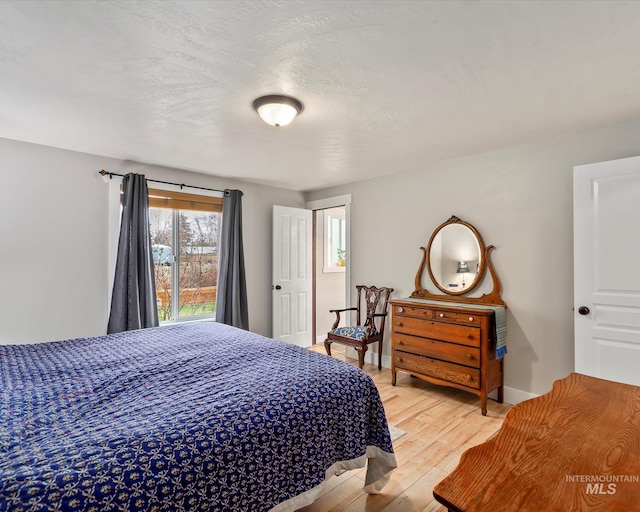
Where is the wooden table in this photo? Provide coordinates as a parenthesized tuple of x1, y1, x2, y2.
(433, 373, 640, 512)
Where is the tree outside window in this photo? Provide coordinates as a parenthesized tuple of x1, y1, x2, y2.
(149, 207, 220, 322)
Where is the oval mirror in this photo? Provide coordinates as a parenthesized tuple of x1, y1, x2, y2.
(426, 216, 485, 295)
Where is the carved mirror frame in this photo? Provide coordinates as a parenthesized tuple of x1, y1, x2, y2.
(411, 215, 506, 307)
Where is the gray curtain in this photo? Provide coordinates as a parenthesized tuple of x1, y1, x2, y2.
(107, 173, 159, 334)
(216, 189, 248, 330)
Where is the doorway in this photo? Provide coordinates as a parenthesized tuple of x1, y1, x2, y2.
(314, 207, 347, 346)
(306, 195, 351, 350)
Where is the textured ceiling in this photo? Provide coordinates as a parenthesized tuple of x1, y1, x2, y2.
(1, 1, 640, 191)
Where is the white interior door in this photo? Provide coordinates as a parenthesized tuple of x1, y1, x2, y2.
(574, 155, 640, 386)
(272, 205, 312, 347)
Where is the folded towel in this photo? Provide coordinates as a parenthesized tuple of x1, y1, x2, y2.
(493, 306, 507, 359)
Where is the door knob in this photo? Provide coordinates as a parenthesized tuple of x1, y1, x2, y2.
(578, 306, 590, 315)
(274, 285, 282, 290)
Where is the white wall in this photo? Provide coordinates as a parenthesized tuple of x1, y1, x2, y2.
(306, 119, 640, 397)
(0, 138, 304, 344)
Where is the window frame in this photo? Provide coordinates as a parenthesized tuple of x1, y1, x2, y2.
(107, 177, 224, 325)
(322, 207, 346, 273)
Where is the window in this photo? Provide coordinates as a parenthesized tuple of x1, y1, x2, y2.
(147, 188, 222, 322)
(323, 207, 346, 273)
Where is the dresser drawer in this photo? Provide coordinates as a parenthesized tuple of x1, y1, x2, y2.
(393, 333, 480, 368)
(392, 316, 480, 347)
(432, 309, 482, 326)
(394, 352, 480, 389)
(393, 304, 433, 320)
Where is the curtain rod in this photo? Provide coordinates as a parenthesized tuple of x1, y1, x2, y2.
(99, 170, 226, 193)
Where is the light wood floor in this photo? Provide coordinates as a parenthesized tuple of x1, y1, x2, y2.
(301, 346, 512, 512)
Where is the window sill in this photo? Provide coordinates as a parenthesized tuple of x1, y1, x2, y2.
(159, 316, 216, 327)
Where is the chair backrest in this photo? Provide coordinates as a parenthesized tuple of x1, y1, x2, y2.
(355, 285, 394, 333)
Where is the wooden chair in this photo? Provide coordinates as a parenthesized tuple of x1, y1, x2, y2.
(324, 285, 394, 370)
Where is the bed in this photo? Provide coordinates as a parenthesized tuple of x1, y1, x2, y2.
(0, 322, 397, 511)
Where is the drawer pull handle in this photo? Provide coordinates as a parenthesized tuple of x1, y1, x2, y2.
(467, 354, 473, 359)
(396, 322, 403, 327)
(467, 334, 474, 339)
(398, 307, 404, 313)
(466, 374, 472, 381)
(469, 316, 474, 322)
(439, 313, 444, 318)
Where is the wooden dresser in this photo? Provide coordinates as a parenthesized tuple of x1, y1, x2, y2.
(390, 299, 504, 415)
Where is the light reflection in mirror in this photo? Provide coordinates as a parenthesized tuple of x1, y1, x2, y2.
(429, 224, 481, 291)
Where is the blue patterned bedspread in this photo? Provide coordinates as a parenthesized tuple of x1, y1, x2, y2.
(0, 323, 395, 511)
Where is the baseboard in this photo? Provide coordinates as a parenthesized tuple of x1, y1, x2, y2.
(502, 387, 538, 405)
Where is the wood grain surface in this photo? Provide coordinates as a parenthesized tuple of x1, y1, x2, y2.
(433, 372, 640, 512)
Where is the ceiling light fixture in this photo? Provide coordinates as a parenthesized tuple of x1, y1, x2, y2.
(253, 95, 304, 127)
